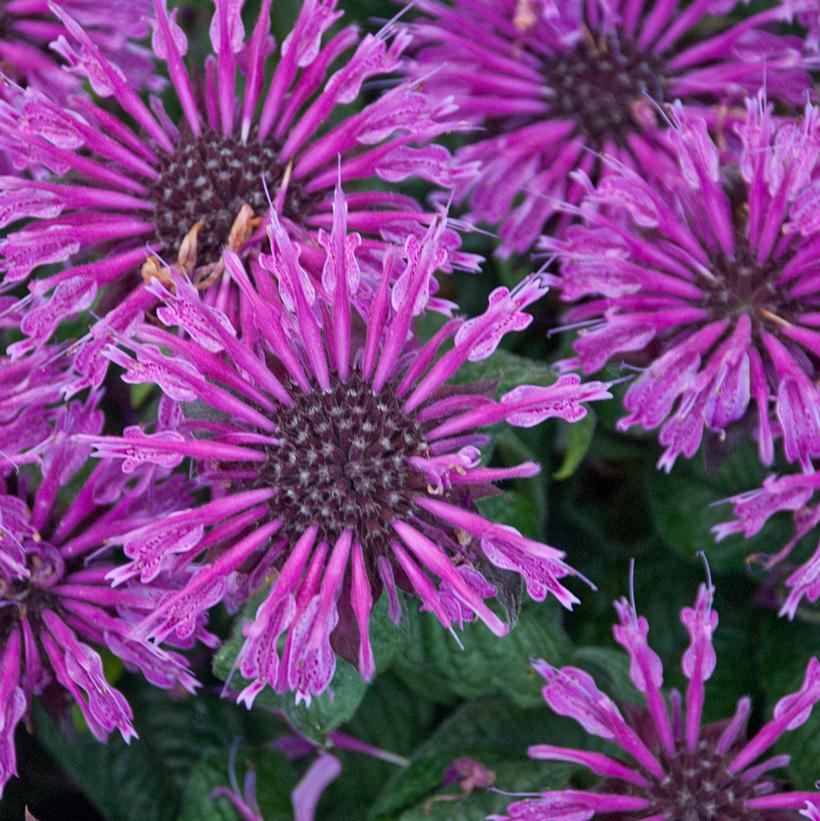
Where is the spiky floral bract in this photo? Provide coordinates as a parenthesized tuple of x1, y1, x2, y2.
(715, 470, 820, 618)
(81, 185, 612, 705)
(0, 0, 470, 377)
(0, 388, 203, 798)
(0, 0, 158, 105)
(548, 96, 820, 472)
(404, 0, 816, 255)
(491, 574, 820, 820)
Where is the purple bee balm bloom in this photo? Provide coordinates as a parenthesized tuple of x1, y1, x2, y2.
(0, 392, 203, 797)
(0, 0, 159, 105)
(0, 0, 471, 368)
(404, 0, 816, 255)
(491, 574, 820, 821)
(81, 188, 612, 705)
(548, 96, 820, 472)
(715, 471, 820, 618)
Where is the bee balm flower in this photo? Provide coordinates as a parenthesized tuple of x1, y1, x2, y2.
(0, 0, 468, 367)
(0, 394, 200, 796)
(493, 572, 820, 820)
(83, 187, 612, 705)
(550, 97, 820, 471)
(404, 0, 815, 254)
(0, 0, 158, 105)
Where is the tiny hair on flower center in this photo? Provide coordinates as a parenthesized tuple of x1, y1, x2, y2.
(248, 372, 429, 554)
(149, 127, 316, 265)
(544, 33, 666, 147)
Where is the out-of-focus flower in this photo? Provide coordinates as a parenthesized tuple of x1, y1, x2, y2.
(549, 97, 820, 472)
(81, 186, 611, 704)
(492, 571, 820, 820)
(404, 0, 816, 255)
(0, 0, 471, 371)
(1, 346, 76, 473)
(715, 471, 820, 618)
(0, 0, 158, 104)
(424, 757, 496, 813)
(292, 752, 342, 821)
(0, 391, 203, 797)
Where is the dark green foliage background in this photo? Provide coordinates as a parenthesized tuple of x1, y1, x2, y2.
(3, 1, 817, 819)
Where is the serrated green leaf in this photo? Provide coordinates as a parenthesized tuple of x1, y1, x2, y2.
(346, 673, 438, 758)
(213, 594, 409, 744)
(318, 675, 438, 820)
(179, 757, 244, 821)
(393, 761, 558, 821)
(369, 698, 581, 820)
(392, 598, 572, 707)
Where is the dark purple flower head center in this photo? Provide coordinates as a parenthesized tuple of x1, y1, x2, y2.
(643, 737, 770, 821)
(0, 540, 64, 635)
(252, 372, 429, 554)
(544, 33, 665, 148)
(708, 238, 784, 321)
(701, 188, 802, 339)
(149, 127, 315, 265)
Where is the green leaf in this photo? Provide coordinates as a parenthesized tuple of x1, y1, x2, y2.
(212, 594, 409, 744)
(452, 348, 557, 395)
(318, 675, 438, 820)
(369, 698, 581, 820)
(392, 598, 572, 707)
(179, 746, 298, 821)
(553, 411, 596, 480)
(476, 491, 540, 542)
(345, 673, 438, 759)
(392, 762, 552, 821)
(32, 686, 244, 821)
(647, 440, 792, 573)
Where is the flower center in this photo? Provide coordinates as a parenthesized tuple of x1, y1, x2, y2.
(149, 127, 315, 265)
(254, 373, 429, 554)
(646, 738, 766, 821)
(543, 33, 666, 148)
(702, 202, 801, 337)
(0, 540, 64, 637)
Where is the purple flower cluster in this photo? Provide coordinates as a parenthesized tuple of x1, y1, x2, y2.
(493, 571, 820, 820)
(0, 0, 472, 373)
(548, 97, 820, 472)
(406, 0, 816, 255)
(0, 0, 159, 105)
(1, 0, 819, 813)
(0, 369, 202, 793)
(0, 0, 615, 794)
(81, 192, 611, 705)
